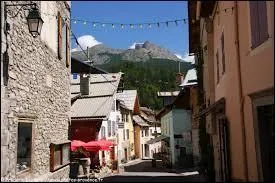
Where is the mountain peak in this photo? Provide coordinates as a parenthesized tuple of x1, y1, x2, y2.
(72, 41, 181, 64)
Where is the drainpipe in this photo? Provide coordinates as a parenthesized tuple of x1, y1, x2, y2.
(196, 1, 201, 21)
(234, 1, 248, 181)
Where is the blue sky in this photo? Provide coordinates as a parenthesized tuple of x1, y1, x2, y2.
(71, 1, 193, 61)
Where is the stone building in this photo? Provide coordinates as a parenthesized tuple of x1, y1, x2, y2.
(1, 1, 71, 181)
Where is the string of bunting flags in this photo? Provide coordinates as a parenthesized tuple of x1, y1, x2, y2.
(38, 6, 234, 30)
(71, 18, 188, 29)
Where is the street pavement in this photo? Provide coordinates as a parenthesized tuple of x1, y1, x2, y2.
(101, 159, 207, 182)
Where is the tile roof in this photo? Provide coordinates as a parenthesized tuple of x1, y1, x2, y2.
(140, 107, 157, 123)
(116, 90, 137, 111)
(71, 96, 114, 118)
(70, 73, 123, 118)
(133, 115, 150, 126)
(70, 73, 122, 97)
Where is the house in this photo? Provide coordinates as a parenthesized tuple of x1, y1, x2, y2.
(157, 91, 180, 107)
(188, 1, 274, 182)
(97, 98, 122, 168)
(116, 90, 140, 163)
(133, 113, 151, 159)
(70, 72, 123, 167)
(1, 1, 71, 180)
(139, 107, 162, 159)
(179, 69, 200, 166)
(156, 88, 193, 168)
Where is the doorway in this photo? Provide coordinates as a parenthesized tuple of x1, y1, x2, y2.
(217, 115, 230, 182)
(256, 104, 274, 182)
(124, 148, 128, 162)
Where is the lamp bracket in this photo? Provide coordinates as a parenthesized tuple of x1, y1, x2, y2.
(5, 3, 37, 19)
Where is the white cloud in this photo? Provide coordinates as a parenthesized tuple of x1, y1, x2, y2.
(129, 42, 144, 49)
(175, 53, 195, 64)
(175, 54, 184, 60)
(71, 35, 102, 51)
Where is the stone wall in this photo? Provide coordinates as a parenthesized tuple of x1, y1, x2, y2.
(1, 1, 71, 180)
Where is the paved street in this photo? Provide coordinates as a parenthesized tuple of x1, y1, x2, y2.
(102, 159, 207, 182)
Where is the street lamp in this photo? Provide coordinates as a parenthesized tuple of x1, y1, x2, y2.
(4, 3, 44, 38)
(26, 6, 44, 37)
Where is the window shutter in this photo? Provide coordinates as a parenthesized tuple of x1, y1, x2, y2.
(62, 22, 66, 61)
(221, 32, 225, 74)
(57, 12, 62, 59)
(216, 51, 219, 84)
(66, 25, 70, 67)
(258, 1, 268, 43)
(250, 1, 259, 49)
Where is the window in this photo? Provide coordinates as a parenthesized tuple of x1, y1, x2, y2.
(17, 122, 32, 173)
(108, 121, 111, 137)
(123, 129, 125, 141)
(216, 50, 220, 84)
(150, 129, 152, 135)
(142, 130, 144, 137)
(122, 114, 125, 122)
(221, 32, 225, 74)
(3, 51, 9, 86)
(126, 129, 129, 140)
(145, 129, 149, 137)
(112, 121, 116, 136)
(116, 101, 120, 111)
(250, 1, 269, 49)
(50, 142, 70, 172)
(126, 114, 129, 122)
(101, 126, 106, 139)
(73, 73, 78, 79)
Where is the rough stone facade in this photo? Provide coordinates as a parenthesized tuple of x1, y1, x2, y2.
(1, 1, 71, 180)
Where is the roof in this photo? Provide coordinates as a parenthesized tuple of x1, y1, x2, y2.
(146, 135, 169, 144)
(71, 72, 123, 118)
(71, 96, 113, 119)
(70, 73, 123, 97)
(71, 57, 107, 74)
(133, 115, 150, 127)
(71, 93, 81, 101)
(180, 68, 198, 87)
(157, 91, 180, 97)
(140, 107, 159, 124)
(116, 90, 137, 111)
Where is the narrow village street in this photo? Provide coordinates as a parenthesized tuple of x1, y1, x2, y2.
(1, 1, 274, 182)
(102, 159, 207, 182)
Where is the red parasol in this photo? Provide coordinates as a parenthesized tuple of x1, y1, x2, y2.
(84, 141, 101, 152)
(97, 139, 114, 151)
(71, 140, 86, 151)
(98, 139, 114, 146)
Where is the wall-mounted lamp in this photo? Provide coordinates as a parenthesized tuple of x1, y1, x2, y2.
(4, 3, 44, 38)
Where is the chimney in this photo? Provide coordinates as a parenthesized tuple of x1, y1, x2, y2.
(80, 74, 90, 95)
(176, 73, 184, 85)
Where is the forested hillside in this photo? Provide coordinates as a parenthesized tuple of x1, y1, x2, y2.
(97, 57, 194, 110)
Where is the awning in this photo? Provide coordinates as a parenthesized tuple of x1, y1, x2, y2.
(146, 135, 169, 144)
(194, 97, 225, 120)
